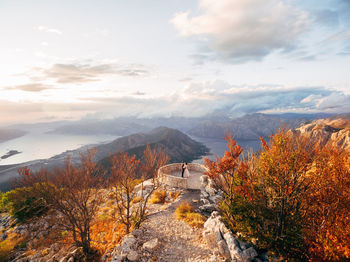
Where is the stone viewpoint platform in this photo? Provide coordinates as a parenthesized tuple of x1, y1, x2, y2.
(158, 163, 208, 190)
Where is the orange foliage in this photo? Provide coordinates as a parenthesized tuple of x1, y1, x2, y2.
(304, 145, 350, 261)
(206, 128, 350, 260)
(204, 133, 249, 204)
(90, 217, 125, 255)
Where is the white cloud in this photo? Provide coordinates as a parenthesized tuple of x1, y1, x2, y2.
(37, 25, 62, 35)
(23, 62, 151, 84)
(171, 0, 309, 63)
(3, 83, 53, 92)
(1, 81, 349, 125)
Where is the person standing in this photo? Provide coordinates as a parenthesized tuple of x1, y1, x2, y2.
(184, 162, 190, 178)
(181, 161, 185, 178)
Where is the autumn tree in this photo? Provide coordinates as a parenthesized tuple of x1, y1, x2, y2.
(136, 144, 169, 227)
(254, 129, 316, 258)
(204, 133, 249, 203)
(108, 145, 169, 233)
(205, 130, 317, 259)
(304, 145, 350, 261)
(16, 149, 103, 255)
(108, 152, 140, 234)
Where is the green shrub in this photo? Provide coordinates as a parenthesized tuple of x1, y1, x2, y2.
(0, 187, 48, 222)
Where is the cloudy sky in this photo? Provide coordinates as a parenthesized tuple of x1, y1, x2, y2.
(1, 0, 350, 125)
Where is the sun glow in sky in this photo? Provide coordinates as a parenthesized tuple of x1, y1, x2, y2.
(0, 0, 349, 125)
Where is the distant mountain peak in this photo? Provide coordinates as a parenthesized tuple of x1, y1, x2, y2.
(97, 127, 209, 166)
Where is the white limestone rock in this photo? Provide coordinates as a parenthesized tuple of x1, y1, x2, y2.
(142, 238, 159, 251)
(127, 250, 140, 261)
(120, 234, 137, 256)
(205, 185, 217, 196)
(199, 204, 217, 213)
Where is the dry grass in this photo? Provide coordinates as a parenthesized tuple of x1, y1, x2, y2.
(0, 232, 24, 262)
(90, 217, 125, 255)
(175, 201, 206, 228)
(175, 201, 193, 219)
(184, 212, 207, 228)
(169, 191, 181, 200)
(149, 190, 167, 204)
(132, 196, 143, 204)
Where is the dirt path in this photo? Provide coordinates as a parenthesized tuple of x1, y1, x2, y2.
(133, 189, 224, 262)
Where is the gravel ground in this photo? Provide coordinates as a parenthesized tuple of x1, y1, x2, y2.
(133, 189, 225, 262)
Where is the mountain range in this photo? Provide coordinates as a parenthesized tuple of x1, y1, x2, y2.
(187, 113, 333, 140)
(23, 113, 335, 140)
(0, 127, 208, 191)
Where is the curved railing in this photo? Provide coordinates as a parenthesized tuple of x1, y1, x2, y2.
(158, 163, 208, 189)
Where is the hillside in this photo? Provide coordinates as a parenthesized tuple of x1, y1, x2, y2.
(295, 115, 350, 151)
(98, 127, 209, 166)
(0, 129, 26, 143)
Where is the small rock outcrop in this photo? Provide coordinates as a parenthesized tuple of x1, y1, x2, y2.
(199, 175, 223, 215)
(199, 175, 269, 262)
(203, 211, 265, 262)
(295, 117, 350, 152)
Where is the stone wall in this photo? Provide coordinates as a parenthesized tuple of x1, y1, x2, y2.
(158, 163, 208, 189)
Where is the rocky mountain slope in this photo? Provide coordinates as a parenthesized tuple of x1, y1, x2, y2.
(188, 113, 324, 140)
(98, 127, 209, 165)
(295, 115, 350, 151)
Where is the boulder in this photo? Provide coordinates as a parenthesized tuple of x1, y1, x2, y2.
(203, 229, 217, 250)
(205, 185, 217, 196)
(209, 194, 223, 204)
(203, 211, 261, 262)
(200, 198, 210, 205)
(127, 250, 139, 261)
(120, 234, 137, 255)
(110, 254, 125, 262)
(201, 191, 209, 198)
(200, 175, 208, 187)
(242, 247, 259, 261)
(199, 204, 217, 213)
(142, 238, 159, 251)
(134, 180, 154, 193)
(218, 239, 231, 260)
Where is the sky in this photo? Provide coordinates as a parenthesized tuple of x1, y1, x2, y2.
(0, 0, 350, 125)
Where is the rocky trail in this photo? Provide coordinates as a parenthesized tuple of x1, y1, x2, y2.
(111, 189, 225, 262)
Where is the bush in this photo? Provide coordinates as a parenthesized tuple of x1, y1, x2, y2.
(0, 187, 48, 222)
(175, 201, 193, 219)
(175, 201, 206, 228)
(0, 232, 23, 262)
(205, 130, 313, 260)
(184, 212, 206, 228)
(149, 190, 167, 204)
